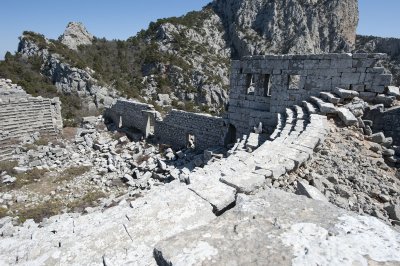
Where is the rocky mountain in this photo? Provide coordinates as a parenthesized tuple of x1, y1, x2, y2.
(213, 0, 359, 57)
(356, 35, 400, 85)
(1, 0, 359, 121)
(59, 22, 94, 50)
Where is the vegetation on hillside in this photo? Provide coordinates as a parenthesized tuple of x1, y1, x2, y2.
(1, 4, 228, 122)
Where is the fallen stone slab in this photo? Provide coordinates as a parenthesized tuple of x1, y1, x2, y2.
(188, 175, 236, 215)
(154, 189, 400, 266)
(337, 107, 358, 126)
(370, 132, 386, 144)
(0, 182, 215, 265)
(310, 96, 337, 115)
(386, 86, 400, 99)
(334, 87, 359, 99)
(220, 172, 265, 194)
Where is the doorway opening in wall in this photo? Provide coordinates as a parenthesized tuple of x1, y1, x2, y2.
(224, 124, 237, 147)
(118, 115, 123, 128)
(288, 75, 301, 90)
(263, 74, 272, 97)
(186, 133, 196, 149)
(146, 115, 155, 137)
(246, 74, 255, 95)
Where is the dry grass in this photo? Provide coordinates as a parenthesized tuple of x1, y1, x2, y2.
(18, 200, 63, 223)
(62, 127, 78, 141)
(17, 190, 106, 223)
(67, 191, 106, 213)
(0, 207, 8, 219)
(137, 154, 150, 164)
(0, 160, 18, 174)
(1, 168, 49, 191)
(54, 166, 91, 183)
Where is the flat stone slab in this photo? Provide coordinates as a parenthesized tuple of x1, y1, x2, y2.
(188, 175, 237, 214)
(154, 189, 400, 266)
(334, 87, 359, 99)
(0, 182, 215, 265)
(337, 107, 358, 126)
(310, 96, 337, 114)
(220, 172, 265, 194)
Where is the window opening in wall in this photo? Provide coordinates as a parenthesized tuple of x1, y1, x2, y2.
(288, 75, 301, 90)
(263, 74, 272, 97)
(187, 133, 195, 149)
(246, 74, 255, 95)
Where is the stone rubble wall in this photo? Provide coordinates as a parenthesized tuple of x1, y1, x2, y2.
(105, 99, 227, 151)
(365, 106, 400, 146)
(228, 53, 392, 136)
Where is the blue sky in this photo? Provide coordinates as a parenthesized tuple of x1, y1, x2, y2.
(0, 0, 399, 59)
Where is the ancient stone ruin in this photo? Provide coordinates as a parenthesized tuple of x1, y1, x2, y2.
(0, 79, 63, 161)
(1, 54, 400, 265)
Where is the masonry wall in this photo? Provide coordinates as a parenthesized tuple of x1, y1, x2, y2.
(104, 99, 154, 133)
(154, 110, 226, 151)
(365, 106, 400, 145)
(228, 53, 392, 136)
(105, 99, 227, 151)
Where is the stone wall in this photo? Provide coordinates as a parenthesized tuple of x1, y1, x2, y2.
(154, 110, 226, 151)
(104, 99, 155, 134)
(0, 96, 63, 160)
(228, 53, 392, 136)
(365, 106, 400, 145)
(105, 99, 227, 151)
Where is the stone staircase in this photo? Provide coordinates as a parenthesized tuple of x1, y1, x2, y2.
(0, 97, 60, 161)
(183, 87, 380, 214)
(186, 101, 329, 214)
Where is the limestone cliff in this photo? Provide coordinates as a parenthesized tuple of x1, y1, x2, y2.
(59, 22, 94, 50)
(212, 0, 359, 57)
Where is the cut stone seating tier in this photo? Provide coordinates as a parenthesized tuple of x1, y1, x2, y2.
(0, 97, 60, 161)
(186, 104, 328, 213)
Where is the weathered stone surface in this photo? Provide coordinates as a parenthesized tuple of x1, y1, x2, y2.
(385, 204, 400, 221)
(220, 172, 265, 194)
(188, 176, 236, 214)
(334, 87, 359, 99)
(296, 181, 328, 202)
(213, 0, 358, 55)
(370, 132, 386, 144)
(154, 189, 400, 266)
(387, 86, 400, 99)
(337, 107, 358, 126)
(0, 182, 215, 265)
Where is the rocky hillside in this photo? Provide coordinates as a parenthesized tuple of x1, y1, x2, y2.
(356, 35, 400, 85)
(0, 0, 359, 122)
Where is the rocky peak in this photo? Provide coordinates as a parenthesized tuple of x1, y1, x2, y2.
(59, 22, 94, 50)
(211, 0, 359, 57)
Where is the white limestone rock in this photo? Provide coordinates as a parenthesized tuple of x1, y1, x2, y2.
(59, 22, 94, 50)
(0, 182, 215, 265)
(154, 189, 400, 266)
